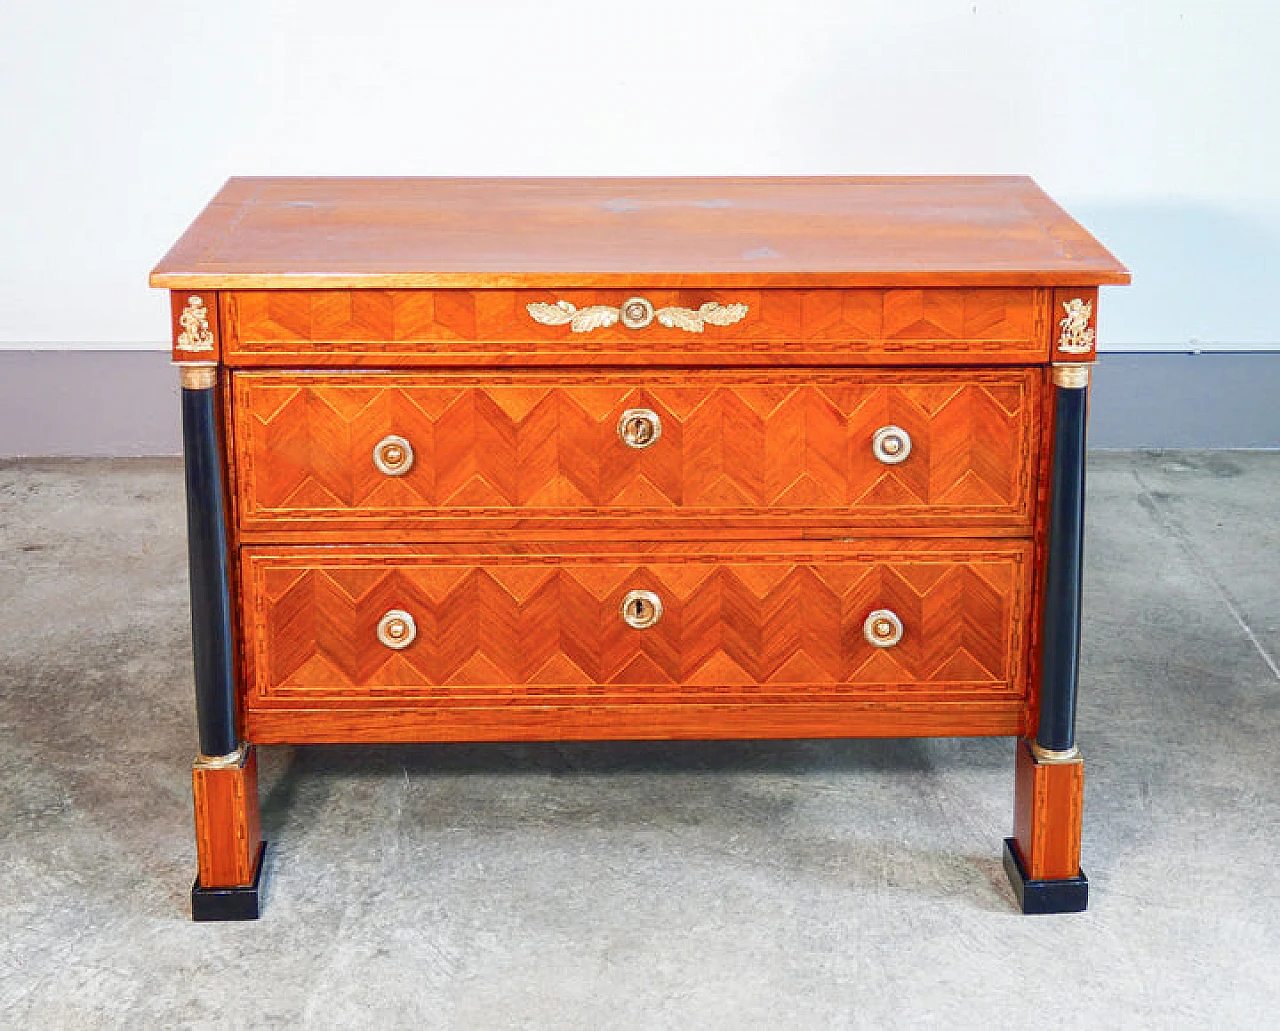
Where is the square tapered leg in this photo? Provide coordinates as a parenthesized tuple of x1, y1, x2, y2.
(191, 745, 265, 920)
(1006, 738, 1087, 913)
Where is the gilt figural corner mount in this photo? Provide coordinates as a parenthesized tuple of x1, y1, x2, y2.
(151, 177, 1128, 921)
(176, 295, 215, 352)
(1057, 298, 1096, 354)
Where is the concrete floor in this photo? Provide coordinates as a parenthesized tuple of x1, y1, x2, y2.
(1, 453, 1277, 1029)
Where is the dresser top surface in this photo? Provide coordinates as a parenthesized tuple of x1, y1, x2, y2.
(151, 176, 1129, 290)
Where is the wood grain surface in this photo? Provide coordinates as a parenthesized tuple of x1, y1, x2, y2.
(221, 287, 1050, 366)
(245, 701, 1025, 745)
(229, 368, 1041, 537)
(1012, 739, 1085, 880)
(239, 541, 1032, 730)
(191, 748, 262, 888)
(150, 177, 1129, 290)
(1022, 372, 1058, 734)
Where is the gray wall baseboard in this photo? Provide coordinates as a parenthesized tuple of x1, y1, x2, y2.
(0, 351, 179, 457)
(1088, 352, 1280, 448)
(0, 349, 1277, 457)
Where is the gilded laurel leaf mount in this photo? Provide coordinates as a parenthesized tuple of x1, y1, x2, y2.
(525, 300, 619, 334)
(177, 295, 216, 352)
(1057, 298, 1095, 354)
(657, 301, 750, 333)
(527, 297, 750, 334)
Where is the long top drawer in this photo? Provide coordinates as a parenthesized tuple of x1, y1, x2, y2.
(220, 288, 1053, 366)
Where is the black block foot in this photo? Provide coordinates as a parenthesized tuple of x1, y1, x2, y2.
(192, 841, 268, 921)
(1003, 838, 1088, 914)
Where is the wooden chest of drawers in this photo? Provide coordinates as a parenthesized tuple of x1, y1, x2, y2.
(152, 177, 1127, 919)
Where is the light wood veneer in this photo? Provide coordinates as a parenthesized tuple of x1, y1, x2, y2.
(230, 368, 1042, 538)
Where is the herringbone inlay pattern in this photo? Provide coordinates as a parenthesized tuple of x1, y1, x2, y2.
(243, 547, 1029, 702)
(233, 370, 1038, 528)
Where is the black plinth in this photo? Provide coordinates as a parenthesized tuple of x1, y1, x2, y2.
(1002, 838, 1088, 915)
(191, 842, 268, 921)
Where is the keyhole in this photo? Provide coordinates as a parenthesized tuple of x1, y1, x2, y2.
(619, 409, 661, 449)
(621, 589, 662, 628)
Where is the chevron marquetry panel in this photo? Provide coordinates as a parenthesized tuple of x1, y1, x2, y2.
(222, 288, 1048, 366)
(231, 369, 1039, 533)
(242, 545, 1031, 707)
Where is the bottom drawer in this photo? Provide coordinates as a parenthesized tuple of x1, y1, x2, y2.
(240, 542, 1033, 743)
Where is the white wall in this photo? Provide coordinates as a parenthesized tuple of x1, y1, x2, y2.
(3, 0, 1277, 350)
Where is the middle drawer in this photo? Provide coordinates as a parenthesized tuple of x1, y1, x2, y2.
(231, 368, 1042, 538)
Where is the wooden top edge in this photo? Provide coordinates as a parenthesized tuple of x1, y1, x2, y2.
(149, 270, 1131, 289)
(151, 175, 1130, 287)
(216, 174, 1043, 187)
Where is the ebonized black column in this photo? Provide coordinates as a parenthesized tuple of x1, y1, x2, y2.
(1037, 365, 1089, 753)
(181, 365, 238, 758)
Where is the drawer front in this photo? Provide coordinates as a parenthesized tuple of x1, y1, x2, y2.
(241, 542, 1032, 710)
(231, 368, 1042, 536)
(222, 288, 1050, 366)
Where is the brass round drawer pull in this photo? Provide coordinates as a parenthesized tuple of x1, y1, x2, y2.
(373, 435, 414, 476)
(863, 609, 904, 648)
(618, 409, 662, 449)
(376, 609, 417, 650)
(871, 425, 912, 465)
(620, 589, 663, 629)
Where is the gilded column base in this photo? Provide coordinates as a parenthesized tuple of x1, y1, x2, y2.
(1029, 742, 1082, 764)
